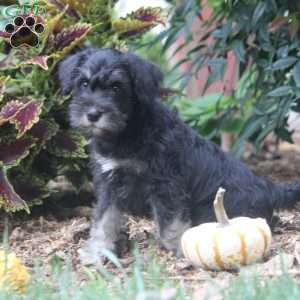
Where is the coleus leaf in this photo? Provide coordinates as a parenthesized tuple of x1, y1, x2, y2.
(113, 7, 165, 39)
(51, 23, 92, 58)
(0, 100, 25, 126)
(0, 167, 28, 212)
(42, 8, 66, 45)
(0, 137, 36, 169)
(113, 19, 155, 39)
(12, 120, 60, 174)
(48, 0, 80, 19)
(0, 76, 10, 102)
(29, 119, 59, 146)
(12, 176, 50, 204)
(50, 0, 92, 17)
(127, 7, 165, 25)
(0, 99, 42, 137)
(13, 100, 43, 138)
(269, 16, 287, 33)
(47, 130, 88, 158)
(22, 55, 50, 71)
(0, 52, 18, 70)
(0, 31, 10, 38)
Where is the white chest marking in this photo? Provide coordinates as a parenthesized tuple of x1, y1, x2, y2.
(94, 153, 146, 174)
(95, 154, 121, 173)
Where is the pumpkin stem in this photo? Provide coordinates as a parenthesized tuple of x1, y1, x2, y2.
(213, 187, 230, 226)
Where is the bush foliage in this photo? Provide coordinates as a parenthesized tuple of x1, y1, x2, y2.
(0, 0, 165, 212)
(159, 0, 300, 155)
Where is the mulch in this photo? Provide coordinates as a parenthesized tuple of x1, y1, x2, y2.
(1, 147, 300, 294)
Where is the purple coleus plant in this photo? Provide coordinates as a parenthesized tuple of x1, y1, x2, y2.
(0, 0, 166, 212)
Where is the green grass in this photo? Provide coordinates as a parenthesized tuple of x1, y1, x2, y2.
(1, 248, 300, 300)
(223, 272, 300, 300)
(0, 248, 186, 300)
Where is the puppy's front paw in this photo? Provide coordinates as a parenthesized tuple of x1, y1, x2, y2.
(78, 247, 103, 267)
(160, 242, 183, 258)
(78, 239, 115, 267)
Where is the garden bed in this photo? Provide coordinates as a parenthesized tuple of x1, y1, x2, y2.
(1, 147, 300, 298)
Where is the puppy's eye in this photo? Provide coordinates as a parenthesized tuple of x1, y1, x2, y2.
(111, 84, 121, 92)
(80, 79, 89, 88)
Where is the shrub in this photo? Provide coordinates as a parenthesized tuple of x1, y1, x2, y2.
(158, 0, 300, 156)
(0, 0, 165, 212)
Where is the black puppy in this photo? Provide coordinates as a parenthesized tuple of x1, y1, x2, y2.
(58, 48, 300, 265)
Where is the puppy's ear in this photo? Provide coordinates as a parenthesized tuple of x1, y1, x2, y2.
(58, 49, 92, 95)
(122, 52, 163, 102)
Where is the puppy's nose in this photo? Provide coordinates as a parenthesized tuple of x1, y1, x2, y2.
(87, 111, 102, 122)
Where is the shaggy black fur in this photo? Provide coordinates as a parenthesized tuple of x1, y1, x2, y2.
(58, 48, 300, 265)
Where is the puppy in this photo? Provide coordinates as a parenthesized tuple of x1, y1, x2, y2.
(58, 48, 300, 265)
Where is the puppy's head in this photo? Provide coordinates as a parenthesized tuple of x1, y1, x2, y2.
(58, 48, 163, 138)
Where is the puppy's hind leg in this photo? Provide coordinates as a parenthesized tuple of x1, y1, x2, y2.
(152, 206, 191, 257)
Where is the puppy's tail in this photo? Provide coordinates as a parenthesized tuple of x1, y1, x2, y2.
(272, 181, 300, 210)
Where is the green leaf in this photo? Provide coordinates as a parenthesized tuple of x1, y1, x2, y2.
(258, 24, 269, 42)
(161, 28, 182, 53)
(47, 130, 88, 158)
(252, 2, 266, 25)
(270, 57, 298, 71)
(170, 57, 190, 72)
(232, 116, 267, 157)
(222, 118, 244, 133)
(254, 122, 276, 147)
(208, 58, 227, 80)
(275, 127, 293, 143)
(232, 40, 245, 62)
(212, 21, 232, 40)
(193, 94, 227, 110)
(267, 86, 292, 97)
(292, 62, 300, 87)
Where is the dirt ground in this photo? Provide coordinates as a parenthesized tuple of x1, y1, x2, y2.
(1, 145, 300, 296)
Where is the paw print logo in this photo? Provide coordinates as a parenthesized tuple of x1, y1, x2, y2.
(4, 14, 44, 48)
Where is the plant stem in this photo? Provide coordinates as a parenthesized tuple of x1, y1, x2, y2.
(213, 187, 230, 226)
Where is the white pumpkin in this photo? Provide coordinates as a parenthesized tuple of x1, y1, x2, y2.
(181, 187, 272, 270)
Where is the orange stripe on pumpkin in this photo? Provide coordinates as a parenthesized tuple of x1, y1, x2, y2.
(235, 230, 248, 265)
(256, 226, 268, 256)
(213, 232, 225, 270)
